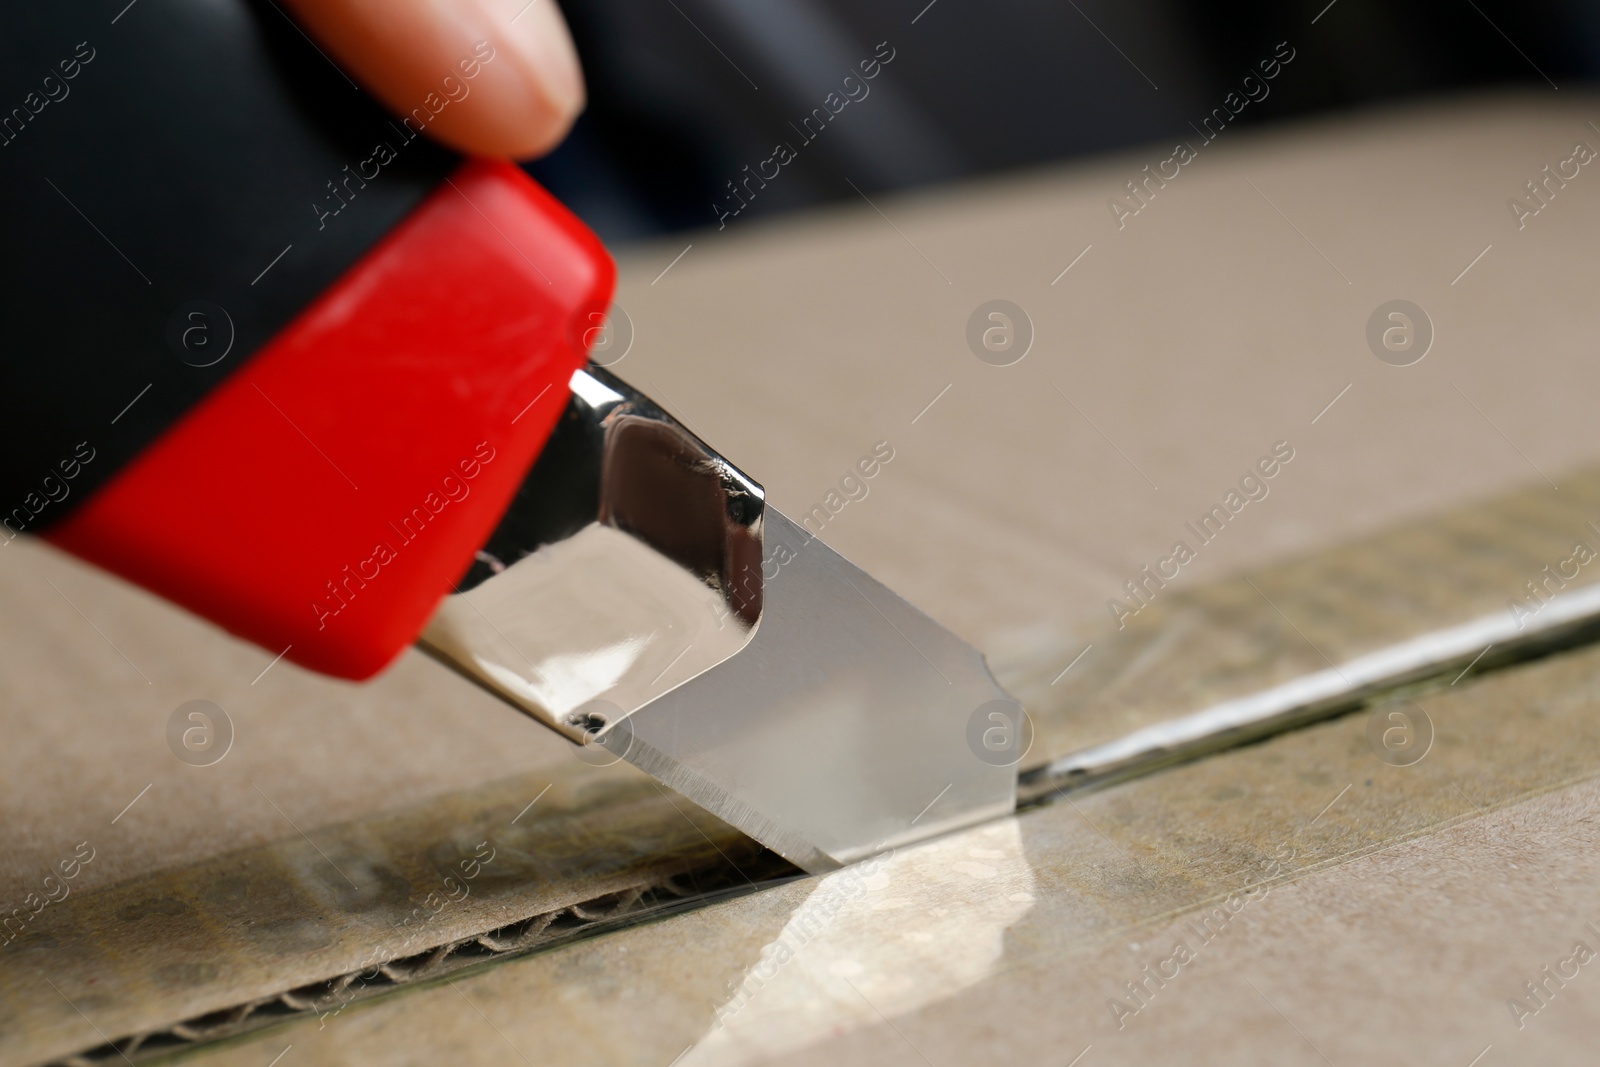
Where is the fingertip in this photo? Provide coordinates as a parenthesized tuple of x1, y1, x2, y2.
(283, 0, 585, 160)
(485, 0, 586, 158)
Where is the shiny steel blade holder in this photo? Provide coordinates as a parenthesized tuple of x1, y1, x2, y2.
(420, 366, 1018, 872)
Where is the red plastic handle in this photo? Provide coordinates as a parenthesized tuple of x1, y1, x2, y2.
(47, 160, 614, 679)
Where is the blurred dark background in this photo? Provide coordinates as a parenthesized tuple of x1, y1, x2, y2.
(525, 0, 1600, 244)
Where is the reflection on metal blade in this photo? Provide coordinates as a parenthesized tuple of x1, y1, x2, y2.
(610, 508, 1019, 873)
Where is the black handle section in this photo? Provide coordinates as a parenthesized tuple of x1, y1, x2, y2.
(0, 0, 456, 531)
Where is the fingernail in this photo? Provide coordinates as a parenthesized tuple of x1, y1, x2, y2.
(486, 0, 585, 120)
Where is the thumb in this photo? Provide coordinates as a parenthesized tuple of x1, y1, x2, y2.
(281, 0, 584, 159)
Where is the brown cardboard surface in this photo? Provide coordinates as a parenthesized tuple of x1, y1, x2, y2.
(176, 638, 1600, 1066)
(16, 451, 1600, 1065)
(9, 90, 1598, 901)
(4, 91, 1600, 1063)
(604, 90, 1600, 663)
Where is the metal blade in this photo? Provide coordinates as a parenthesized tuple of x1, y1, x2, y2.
(418, 367, 1020, 873)
(608, 508, 1018, 873)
